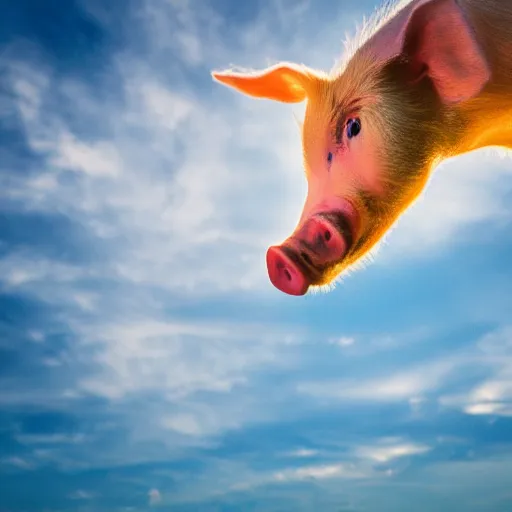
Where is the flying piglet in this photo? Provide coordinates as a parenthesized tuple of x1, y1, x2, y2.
(212, 0, 512, 296)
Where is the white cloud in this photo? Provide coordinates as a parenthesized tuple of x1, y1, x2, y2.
(148, 488, 162, 506)
(300, 326, 512, 421)
(72, 292, 97, 312)
(69, 490, 95, 500)
(437, 327, 512, 417)
(139, 82, 194, 131)
(28, 330, 45, 343)
(328, 336, 355, 347)
(285, 448, 318, 458)
(297, 356, 465, 402)
(274, 462, 366, 482)
(1, 456, 34, 470)
(51, 131, 123, 177)
(355, 440, 431, 463)
(76, 319, 297, 401)
(162, 414, 203, 437)
(15, 433, 86, 445)
(0, 252, 95, 310)
(10, 65, 48, 122)
(42, 357, 62, 367)
(2, 57, 302, 296)
(471, 380, 512, 403)
(464, 402, 512, 416)
(0, 252, 86, 288)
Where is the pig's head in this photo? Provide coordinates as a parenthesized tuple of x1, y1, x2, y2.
(212, 0, 490, 295)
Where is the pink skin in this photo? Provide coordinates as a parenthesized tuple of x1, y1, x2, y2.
(266, 111, 381, 296)
(266, 200, 359, 295)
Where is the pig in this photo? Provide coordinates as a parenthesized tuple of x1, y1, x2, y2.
(212, 0, 512, 296)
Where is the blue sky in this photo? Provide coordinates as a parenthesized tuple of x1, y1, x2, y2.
(1, 0, 512, 510)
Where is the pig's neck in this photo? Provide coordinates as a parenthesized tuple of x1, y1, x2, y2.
(455, 0, 512, 154)
(457, 100, 512, 154)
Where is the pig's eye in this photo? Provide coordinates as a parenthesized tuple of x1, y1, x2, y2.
(327, 151, 333, 164)
(346, 118, 361, 139)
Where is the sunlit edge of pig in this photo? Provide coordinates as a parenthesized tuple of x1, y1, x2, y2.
(212, 0, 512, 296)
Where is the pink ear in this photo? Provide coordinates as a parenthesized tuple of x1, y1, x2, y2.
(374, 0, 491, 104)
(211, 63, 319, 103)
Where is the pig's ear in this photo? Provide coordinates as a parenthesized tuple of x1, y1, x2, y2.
(211, 63, 319, 103)
(393, 0, 491, 103)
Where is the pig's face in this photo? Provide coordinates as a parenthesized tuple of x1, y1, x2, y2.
(216, 60, 454, 295)
(264, 59, 456, 295)
(212, 0, 490, 295)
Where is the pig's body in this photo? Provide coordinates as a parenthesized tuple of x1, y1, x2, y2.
(449, 0, 512, 151)
(213, 0, 512, 295)
(365, 0, 512, 152)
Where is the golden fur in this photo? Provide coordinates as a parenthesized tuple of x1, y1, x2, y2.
(300, 0, 512, 284)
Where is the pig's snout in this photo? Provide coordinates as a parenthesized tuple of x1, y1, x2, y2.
(266, 246, 309, 296)
(266, 214, 351, 296)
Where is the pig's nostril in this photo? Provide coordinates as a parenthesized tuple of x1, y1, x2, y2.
(266, 246, 309, 296)
(324, 230, 331, 241)
(301, 251, 313, 266)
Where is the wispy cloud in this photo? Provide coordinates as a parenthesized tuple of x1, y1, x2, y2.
(354, 439, 431, 463)
(69, 490, 95, 500)
(2, 0, 321, 300)
(297, 355, 466, 402)
(1, 457, 34, 470)
(273, 462, 367, 481)
(328, 335, 356, 347)
(285, 448, 319, 458)
(439, 327, 512, 417)
(75, 318, 302, 400)
(15, 433, 86, 445)
(148, 488, 162, 506)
